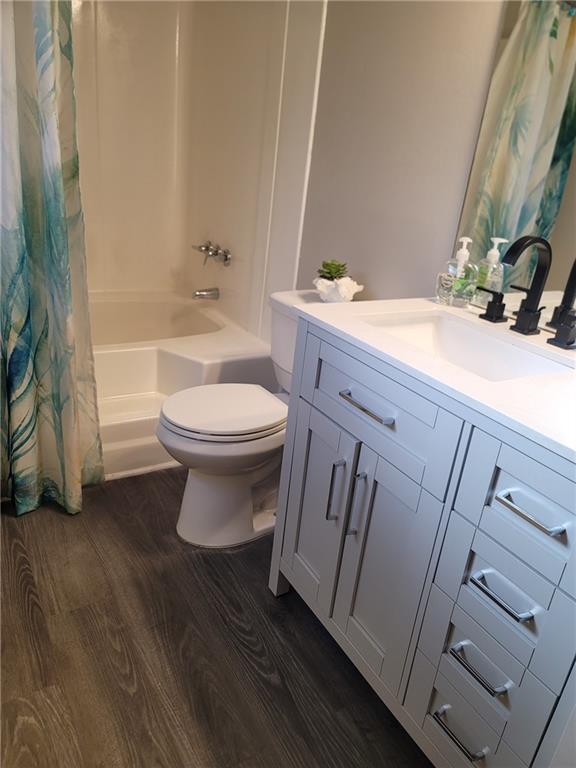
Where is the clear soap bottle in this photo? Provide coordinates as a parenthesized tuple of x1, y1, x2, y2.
(436, 237, 477, 306)
(475, 237, 508, 307)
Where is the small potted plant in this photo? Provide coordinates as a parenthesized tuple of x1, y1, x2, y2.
(313, 260, 364, 303)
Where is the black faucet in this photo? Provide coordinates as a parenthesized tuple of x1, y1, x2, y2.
(502, 236, 552, 335)
(476, 286, 507, 323)
(548, 257, 576, 329)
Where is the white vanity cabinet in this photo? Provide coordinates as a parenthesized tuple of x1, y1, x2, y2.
(408, 428, 576, 768)
(270, 317, 576, 768)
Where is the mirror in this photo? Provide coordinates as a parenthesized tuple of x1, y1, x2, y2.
(457, 0, 575, 295)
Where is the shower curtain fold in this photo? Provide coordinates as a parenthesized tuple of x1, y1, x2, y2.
(1, 0, 103, 515)
(459, 0, 576, 289)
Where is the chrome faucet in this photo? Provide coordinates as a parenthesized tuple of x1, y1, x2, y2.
(548, 257, 576, 329)
(192, 241, 232, 267)
(193, 287, 220, 300)
(502, 236, 552, 335)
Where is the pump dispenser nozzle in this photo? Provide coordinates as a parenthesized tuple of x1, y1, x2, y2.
(455, 237, 473, 272)
(487, 237, 509, 264)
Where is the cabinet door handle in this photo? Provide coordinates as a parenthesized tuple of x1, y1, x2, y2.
(346, 472, 368, 535)
(495, 491, 566, 537)
(449, 642, 511, 698)
(469, 570, 536, 624)
(432, 705, 489, 763)
(338, 389, 395, 426)
(325, 459, 346, 521)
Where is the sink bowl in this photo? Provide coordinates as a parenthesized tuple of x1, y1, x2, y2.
(359, 311, 564, 382)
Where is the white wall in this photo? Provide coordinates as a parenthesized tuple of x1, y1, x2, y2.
(73, 1, 187, 294)
(297, 1, 504, 299)
(183, 1, 287, 332)
(74, 1, 298, 336)
(261, 0, 327, 338)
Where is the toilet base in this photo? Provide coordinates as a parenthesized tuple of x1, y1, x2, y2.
(176, 464, 277, 548)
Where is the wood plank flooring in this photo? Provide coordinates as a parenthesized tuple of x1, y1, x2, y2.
(2, 468, 432, 768)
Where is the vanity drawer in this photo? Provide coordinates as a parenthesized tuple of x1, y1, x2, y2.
(301, 335, 462, 499)
(418, 591, 556, 764)
(424, 673, 502, 764)
(423, 675, 528, 768)
(438, 653, 555, 765)
(436, 512, 576, 693)
(421, 598, 526, 689)
(455, 430, 576, 596)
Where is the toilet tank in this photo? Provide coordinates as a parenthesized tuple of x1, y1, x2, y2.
(269, 290, 319, 393)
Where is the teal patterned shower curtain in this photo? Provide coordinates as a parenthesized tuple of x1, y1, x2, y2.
(1, 1, 103, 515)
(459, 0, 576, 288)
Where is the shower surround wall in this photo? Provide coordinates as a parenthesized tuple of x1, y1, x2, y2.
(73, 1, 293, 336)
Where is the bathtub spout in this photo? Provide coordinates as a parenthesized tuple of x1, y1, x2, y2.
(193, 287, 220, 300)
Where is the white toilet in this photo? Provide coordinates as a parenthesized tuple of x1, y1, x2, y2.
(156, 290, 318, 547)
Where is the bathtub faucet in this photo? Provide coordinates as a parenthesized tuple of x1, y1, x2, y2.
(193, 287, 220, 300)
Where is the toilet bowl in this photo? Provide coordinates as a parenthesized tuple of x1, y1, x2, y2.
(156, 383, 287, 547)
(156, 290, 320, 548)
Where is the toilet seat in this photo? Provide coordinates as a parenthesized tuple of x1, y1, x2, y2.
(159, 416, 285, 443)
(160, 383, 287, 443)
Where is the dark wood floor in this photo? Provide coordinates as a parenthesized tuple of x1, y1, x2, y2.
(2, 467, 431, 768)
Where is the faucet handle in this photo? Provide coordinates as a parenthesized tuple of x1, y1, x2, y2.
(477, 287, 507, 323)
(547, 309, 576, 350)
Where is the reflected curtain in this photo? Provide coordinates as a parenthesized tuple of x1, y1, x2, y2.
(1, 1, 103, 515)
(459, 0, 576, 288)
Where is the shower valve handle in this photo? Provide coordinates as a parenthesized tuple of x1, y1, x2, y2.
(192, 241, 232, 267)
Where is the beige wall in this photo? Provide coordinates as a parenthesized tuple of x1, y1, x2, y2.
(297, 1, 504, 299)
(549, 159, 576, 291)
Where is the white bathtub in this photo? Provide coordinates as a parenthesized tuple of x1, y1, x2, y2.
(90, 292, 276, 478)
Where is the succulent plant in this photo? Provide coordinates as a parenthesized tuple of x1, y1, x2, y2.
(317, 260, 348, 281)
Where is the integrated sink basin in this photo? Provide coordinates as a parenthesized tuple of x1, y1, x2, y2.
(359, 310, 564, 382)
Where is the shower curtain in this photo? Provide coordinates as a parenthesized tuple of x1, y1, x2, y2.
(1, 1, 103, 515)
(459, 0, 576, 288)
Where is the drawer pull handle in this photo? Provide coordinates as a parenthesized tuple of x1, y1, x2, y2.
(449, 642, 511, 698)
(495, 492, 566, 537)
(338, 389, 395, 426)
(346, 472, 368, 535)
(470, 571, 536, 624)
(432, 705, 489, 762)
(325, 459, 346, 521)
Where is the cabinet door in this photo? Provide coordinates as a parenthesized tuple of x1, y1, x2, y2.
(282, 400, 360, 618)
(333, 447, 444, 696)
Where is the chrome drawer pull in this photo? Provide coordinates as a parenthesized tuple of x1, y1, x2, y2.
(346, 472, 368, 535)
(495, 492, 566, 537)
(470, 571, 536, 624)
(449, 642, 511, 698)
(432, 705, 489, 762)
(338, 389, 395, 426)
(325, 459, 346, 521)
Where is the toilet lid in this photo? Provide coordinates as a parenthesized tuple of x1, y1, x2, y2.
(160, 384, 288, 437)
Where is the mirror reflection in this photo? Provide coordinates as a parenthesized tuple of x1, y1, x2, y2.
(458, 0, 575, 293)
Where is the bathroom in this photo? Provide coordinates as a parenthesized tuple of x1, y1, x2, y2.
(2, 1, 575, 766)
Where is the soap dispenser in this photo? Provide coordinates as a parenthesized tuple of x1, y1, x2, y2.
(475, 237, 508, 307)
(436, 237, 477, 305)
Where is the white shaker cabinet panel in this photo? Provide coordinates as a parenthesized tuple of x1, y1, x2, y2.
(332, 449, 444, 696)
(281, 399, 359, 619)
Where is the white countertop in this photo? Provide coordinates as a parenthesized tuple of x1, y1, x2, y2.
(296, 294, 576, 463)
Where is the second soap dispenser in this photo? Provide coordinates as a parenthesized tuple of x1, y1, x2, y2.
(475, 237, 508, 307)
